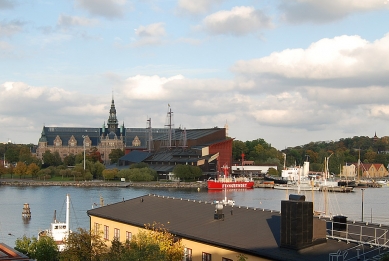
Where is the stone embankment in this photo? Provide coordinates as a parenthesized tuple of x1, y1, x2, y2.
(0, 179, 207, 189)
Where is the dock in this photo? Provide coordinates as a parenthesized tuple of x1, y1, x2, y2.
(319, 186, 354, 192)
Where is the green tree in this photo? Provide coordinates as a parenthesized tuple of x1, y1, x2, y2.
(34, 236, 59, 261)
(102, 169, 118, 180)
(109, 149, 124, 164)
(60, 228, 107, 261)
(90, 161, 105, 179)
(14, 161, 28, 178)
(26, 163, 40, 178)
(173, 164, 202, 181)
(15, 235, 58, 261)
(15, 235, 36, 258)
(128, 167, 156, 181)
(127, 223, 184, 261)
(63, 154, 76, 166)
(130, 162, 150, 169)
(18, 146, 34, 165)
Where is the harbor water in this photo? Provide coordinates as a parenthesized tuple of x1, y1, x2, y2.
(0, 185, 388, 247)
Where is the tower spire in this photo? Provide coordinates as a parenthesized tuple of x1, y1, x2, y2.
(107, 96, 118, 132)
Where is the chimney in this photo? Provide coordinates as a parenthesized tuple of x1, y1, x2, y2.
(280, 194, 313, 250)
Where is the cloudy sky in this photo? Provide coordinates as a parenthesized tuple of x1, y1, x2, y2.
(1, 0, 389, 149)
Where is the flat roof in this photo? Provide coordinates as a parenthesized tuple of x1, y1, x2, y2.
(87, 194, 360, 261)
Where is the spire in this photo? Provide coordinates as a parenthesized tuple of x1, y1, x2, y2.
(107, 96, 118, 132)
(39, 126, 47, 142)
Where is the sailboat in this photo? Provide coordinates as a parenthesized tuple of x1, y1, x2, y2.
(273, 156, 319, 192)
(38, 194, 71, 251)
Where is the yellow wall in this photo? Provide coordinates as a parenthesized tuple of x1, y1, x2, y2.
(90, 215, 270, 261)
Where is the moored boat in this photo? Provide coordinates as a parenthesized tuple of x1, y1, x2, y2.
(38, 194, 71, 251)
(207, 164, 254, 190)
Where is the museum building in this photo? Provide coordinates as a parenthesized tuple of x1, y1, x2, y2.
(36, 99, 232, 173)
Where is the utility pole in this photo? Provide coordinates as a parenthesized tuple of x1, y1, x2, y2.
(82, 135, 86, 173)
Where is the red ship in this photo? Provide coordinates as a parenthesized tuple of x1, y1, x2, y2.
(207, 163, 254, 190)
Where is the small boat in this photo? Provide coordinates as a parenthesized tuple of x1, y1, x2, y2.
(337, 180, 357, 187)
(38, 194, 71, 251)
(264, 174, 288, 184)
(207, 164, 254, 190)
(274, 180, 319, 192)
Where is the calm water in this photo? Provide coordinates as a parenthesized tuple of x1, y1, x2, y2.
(0, 185, 388, 247)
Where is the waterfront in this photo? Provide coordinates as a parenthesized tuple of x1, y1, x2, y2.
(0, 184, 388, 247)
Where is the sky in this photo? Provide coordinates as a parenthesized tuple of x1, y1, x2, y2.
(1, 0, 389, 150)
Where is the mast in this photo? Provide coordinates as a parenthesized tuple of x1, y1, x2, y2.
(163, 105, 174, 149)
(66, 194, 70, 234)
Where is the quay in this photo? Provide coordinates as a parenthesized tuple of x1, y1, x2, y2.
(0, 179, 207, 189)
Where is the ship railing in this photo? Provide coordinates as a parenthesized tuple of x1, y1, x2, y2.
(326, 220, 389, 260)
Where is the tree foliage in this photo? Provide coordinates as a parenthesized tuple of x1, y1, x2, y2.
(15, 235, 58, 261)
(232, 135, 389, 175)
(60, 228, 107, 261)
(109, 148, 125, 164)
(173, 164, 202, 181)
(127, 223, 184, 261)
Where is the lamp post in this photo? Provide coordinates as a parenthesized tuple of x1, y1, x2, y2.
(82, 135, 86, 173)
(361, 188, 365, 222)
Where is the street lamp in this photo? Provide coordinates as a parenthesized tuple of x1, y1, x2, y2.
(361, 188, 365, 222)
(82, 135, 86, 173)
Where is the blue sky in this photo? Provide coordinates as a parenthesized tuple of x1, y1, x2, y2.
(1, 0, 389, 149)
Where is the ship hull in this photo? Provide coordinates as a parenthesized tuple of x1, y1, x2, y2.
(207, 180, 254, 189)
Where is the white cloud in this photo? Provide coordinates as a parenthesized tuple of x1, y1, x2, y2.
(279, 0, 389, 23)
(75, 0, 127, 19)
(200, 6, 273, 36)
(132, 23, 166, 47)
(232, 34, 389, 83)
(119, 74, 184, 100)
(135, 23, 166, 37)
(0, 40, 12, 50)
(0, 20, 24, 37)
(58, 14, 99, 27)
(176, 0, 224, 15)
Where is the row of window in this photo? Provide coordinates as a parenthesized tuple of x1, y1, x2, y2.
(94, 223, 132, 242)
(95, 223, 232, 261)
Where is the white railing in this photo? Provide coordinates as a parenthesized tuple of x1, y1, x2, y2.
(327, 220, 389, 260)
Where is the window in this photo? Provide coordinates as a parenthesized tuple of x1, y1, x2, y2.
(222, 258, 233, 261)
(184, 248, 192, 261)
(126, 231, 132, 241)
(104, 225, 109, 240)
(114, 228, 120, 239)
(202, 252, 211, 261)
(94, 223, 100, 234)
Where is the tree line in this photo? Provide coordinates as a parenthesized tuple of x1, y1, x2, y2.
(3, 134, 386, 179)
(232, 135, 389, 176)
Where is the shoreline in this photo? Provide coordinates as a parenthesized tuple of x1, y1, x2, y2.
(0, 179, 208, 188)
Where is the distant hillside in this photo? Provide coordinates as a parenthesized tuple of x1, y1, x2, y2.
(232, 134, 389, 175)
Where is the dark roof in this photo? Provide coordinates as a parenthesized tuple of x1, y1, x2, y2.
(42, 126, 102, 146)
(87, 194, 358, 261)
(118, 150, 151, 163)
(152, 128, 223, 141)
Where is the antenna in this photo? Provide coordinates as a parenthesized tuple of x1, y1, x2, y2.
(146, 118, 154, 152)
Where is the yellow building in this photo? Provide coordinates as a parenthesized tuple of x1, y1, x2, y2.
(86, 194, 357, 261)
(360, 163, 389, 178)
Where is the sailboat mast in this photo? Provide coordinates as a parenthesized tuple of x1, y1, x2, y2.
(66, 194, 70, 233)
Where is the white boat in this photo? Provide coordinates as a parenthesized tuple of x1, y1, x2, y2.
(274, 181, 319, 192)
(38, 194, 71, 251)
